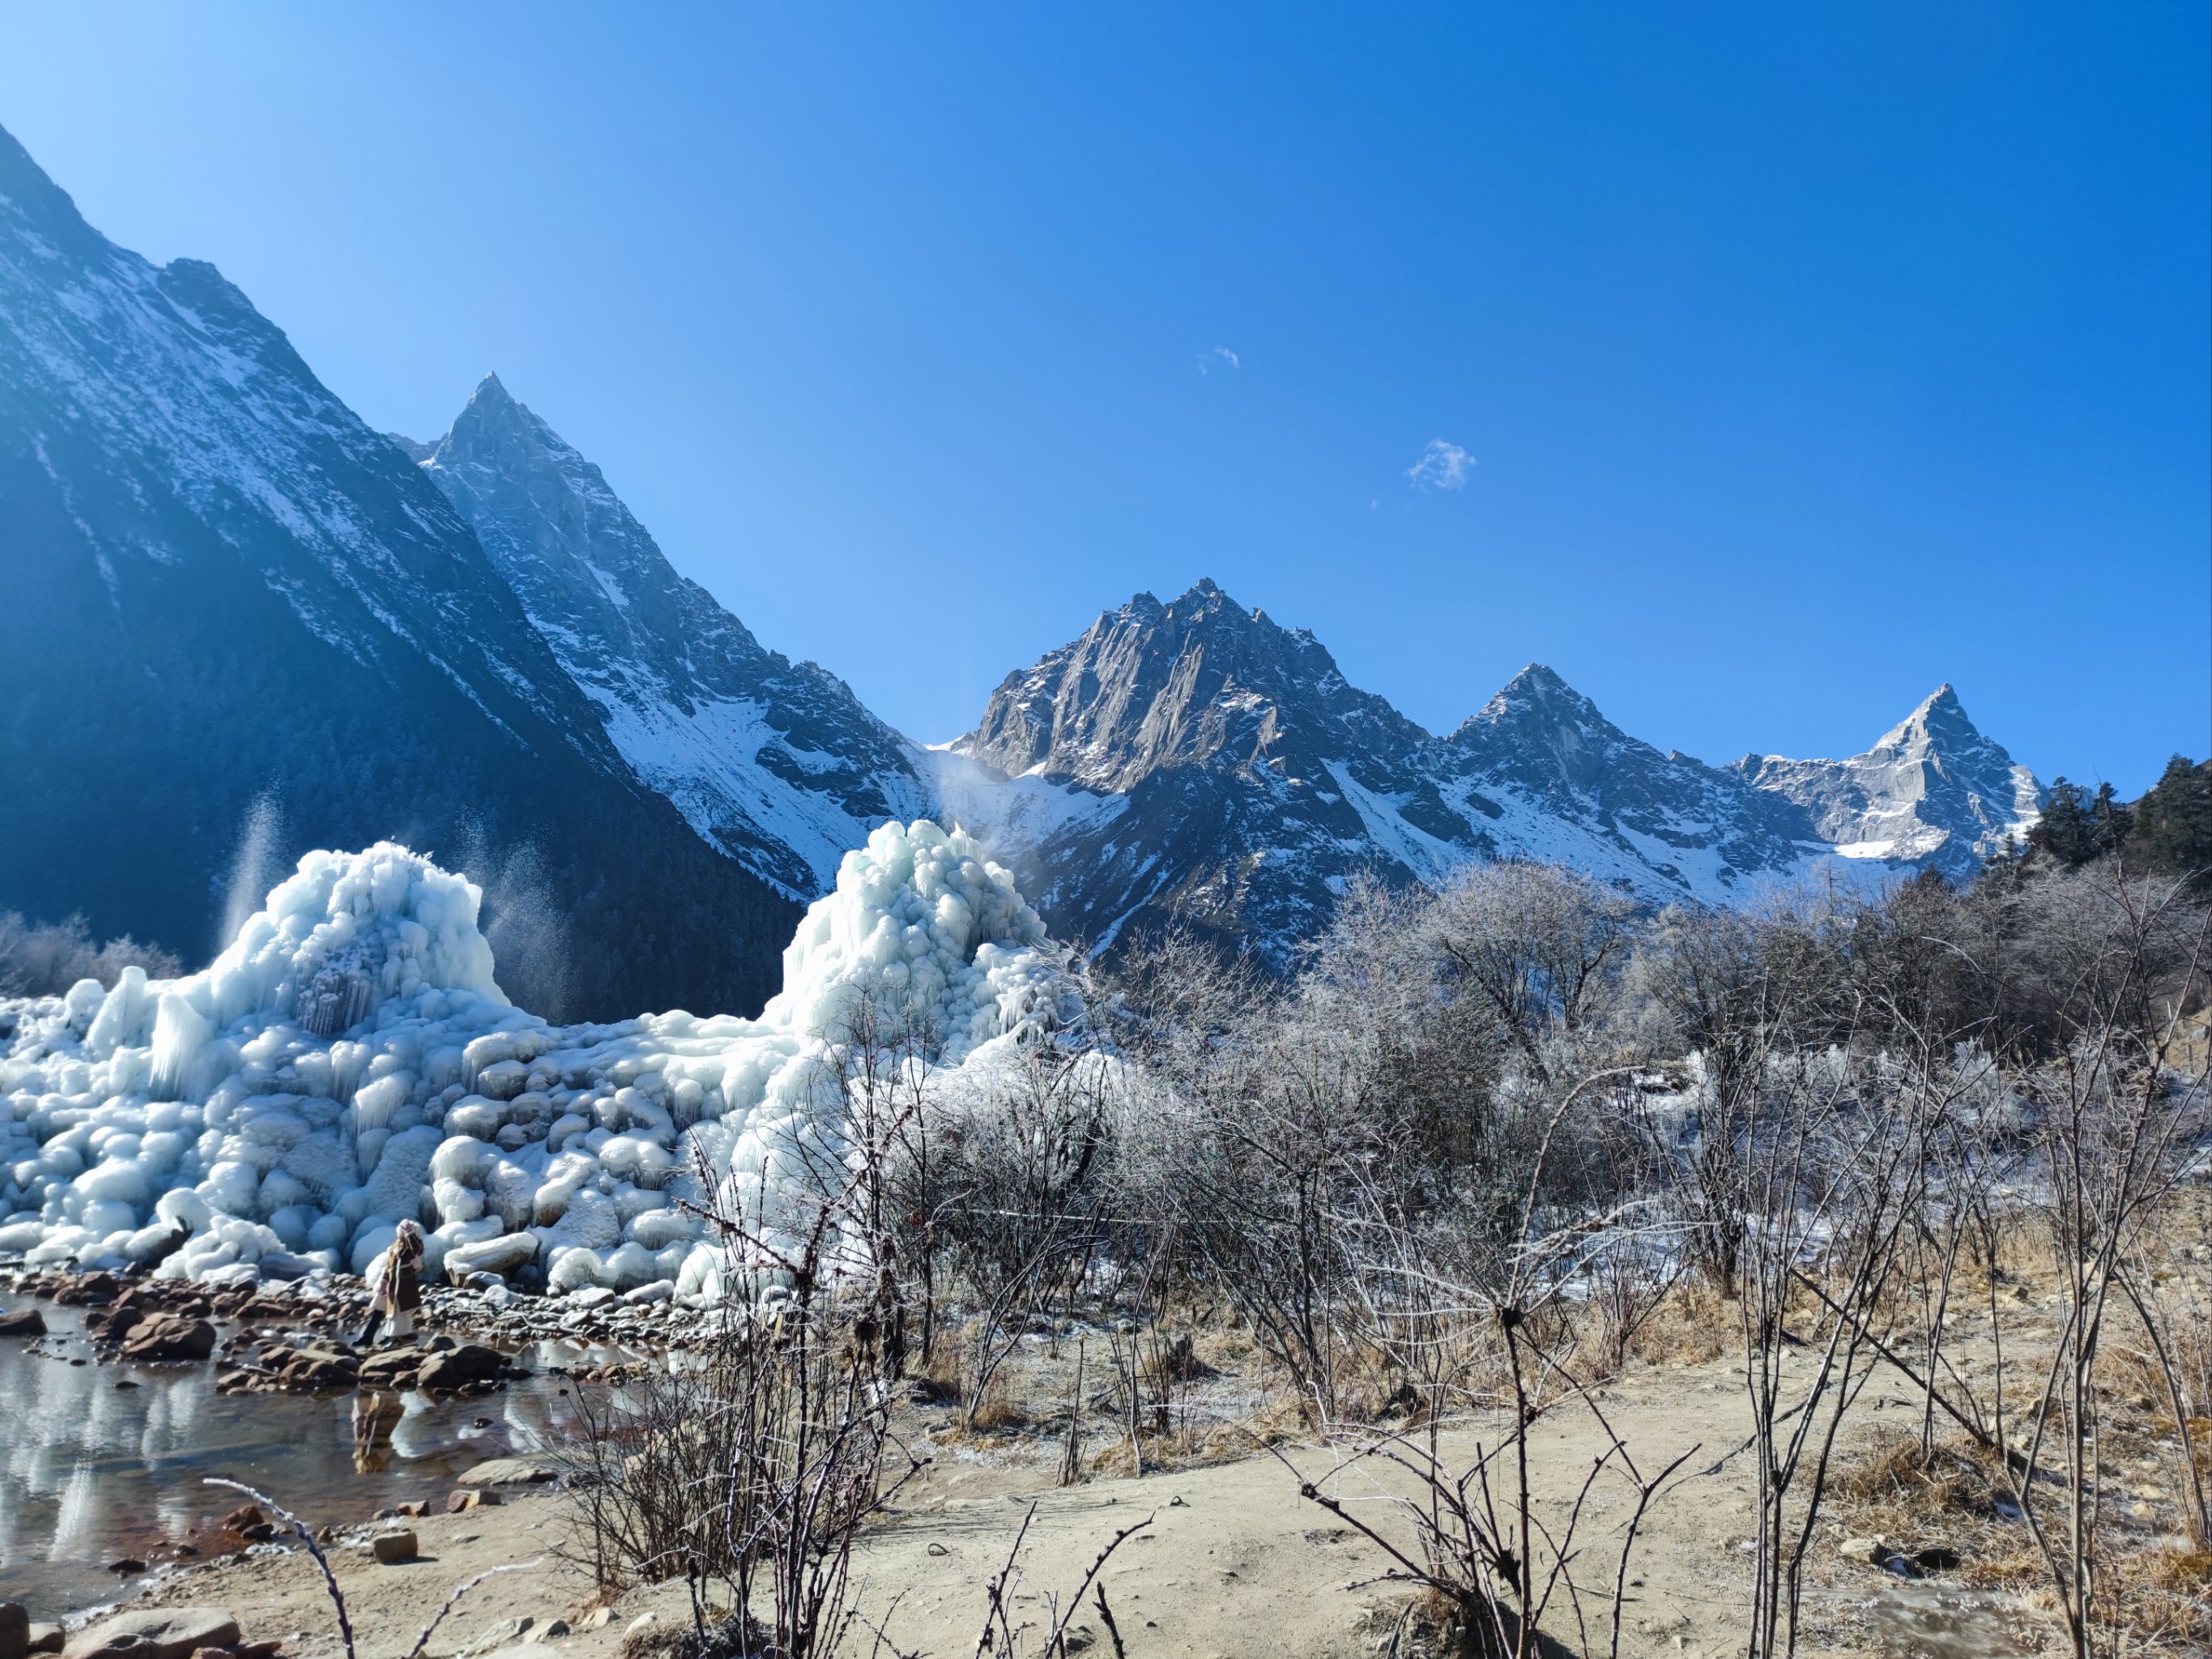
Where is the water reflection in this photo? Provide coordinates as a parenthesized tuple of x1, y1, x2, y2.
(0, 1303, 604, 1614)
(351, 1392, 404, 1474)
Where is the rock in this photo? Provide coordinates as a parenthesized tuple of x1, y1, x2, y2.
(535, 1622, 569, 1641)
(457, 1456, 558, 1486)
(0, 1309, 45, 1337)
(54, 1273, 119, 1307)
(187, 1647, 236, 1659)
(64, 1610, 241, 1659)
(1837, 1536, 1889, 1566)
(1913, 1544, 1963, 1572)
(85, 1307, 146, 1343)
(358, 1350, 420, 1390)
(31, 1625, 64, 1656)
(107, 1559, 147, 1576)
(2, 1603, 27, 1659)
(220, 1505, 266, 1535)
(565, 1287, 617, 1311)
(416, 1344, 504, 1392)
(235, 1644, 281, 1659)
(275, 1347, 359, 1392)
(578, 1612, 613, 1632)
(121, 1315, 217, 1363)
(619, 1282, 672, 1307)
(371, 1531, 419, 1564)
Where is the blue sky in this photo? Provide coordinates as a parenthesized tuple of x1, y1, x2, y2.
(2, 5, 2206, 791)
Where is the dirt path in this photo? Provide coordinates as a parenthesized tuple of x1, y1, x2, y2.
(100, 1347, 2058, 1659)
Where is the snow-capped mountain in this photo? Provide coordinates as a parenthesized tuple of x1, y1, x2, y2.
(1734, 684, 2041, 876)
(0, 118, 2046, 991)
(0, 122, 797, 1019)
(403, 375, 929, 900)
(935, 579, 1439, 953)
(933, 582, 2044, 962)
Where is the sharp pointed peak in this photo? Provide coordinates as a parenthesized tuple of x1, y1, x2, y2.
(1879, 681, 1984, 751)
(468, 370, 519, 409)
(1502, 662, 1571, 693)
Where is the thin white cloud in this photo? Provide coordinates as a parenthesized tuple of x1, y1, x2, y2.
(1406, 438, 1473, 491)
(1196, 346, 1240, 373)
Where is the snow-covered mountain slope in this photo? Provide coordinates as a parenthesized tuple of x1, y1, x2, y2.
(1733, 684, 2041, 876)
(0, 122, 797, 1020)
(937, 582, 2044, 962)
(405, 376, 929, 899)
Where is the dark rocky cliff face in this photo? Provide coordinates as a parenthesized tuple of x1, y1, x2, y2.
(0, 123, 795, 1019)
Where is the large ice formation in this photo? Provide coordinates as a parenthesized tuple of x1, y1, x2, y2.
(0, 822, 1066, 1300)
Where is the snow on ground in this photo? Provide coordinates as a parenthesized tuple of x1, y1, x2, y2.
(0, 822, 1068, 1301)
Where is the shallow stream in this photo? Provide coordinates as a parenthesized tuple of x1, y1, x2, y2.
(0, 1300, 613, 1614)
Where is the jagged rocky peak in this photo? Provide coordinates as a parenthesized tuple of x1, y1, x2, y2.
(1443, 663, 1656, 798)
(1737, 683, 2041, 872)
(413, 372, 926, 900)
(965, 577, 1428, 792)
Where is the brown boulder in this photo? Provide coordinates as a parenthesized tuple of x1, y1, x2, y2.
(275, 1346, 359, 1392)
(416, 1343, 505, 1392)
(2, 1602, 28, 1659)
(87, 1306, 146, 1343)
(358, 1349, 420, 1390)
(370, 1531, 418, 1564)
(0, 1309, 45, 1338)
(53, 1273, 118, 1308)
(121, 1316, 216, 1364)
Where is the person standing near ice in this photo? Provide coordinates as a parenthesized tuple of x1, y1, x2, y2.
(358, 1219, 424, 1346)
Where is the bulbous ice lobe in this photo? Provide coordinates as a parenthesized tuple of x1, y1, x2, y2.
(0, 822, 1063, 1300)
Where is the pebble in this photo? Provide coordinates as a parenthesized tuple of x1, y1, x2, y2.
(370, 1532, 419, 1565)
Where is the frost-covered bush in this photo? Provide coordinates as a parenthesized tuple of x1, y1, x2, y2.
(0, 911, 182, 998)
(0, 821, 1070, 1301)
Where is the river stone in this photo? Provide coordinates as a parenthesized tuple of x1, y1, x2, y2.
(63, 1609, 241, 1659)
(32, 1624, 64, 1655)
(416, 1343, 504, 1392)
(371, 1531, 418, 1564)
(121, 1315, 216, 1363)
(0, 1309, 45, 1337)
(277, 1346, 359, 1390)
(458, 1456, 558, 1486)
(1838, 1536, 1889, 1565)
(359, 1349, 420, 1389)
(2, 1602, 28, 1659)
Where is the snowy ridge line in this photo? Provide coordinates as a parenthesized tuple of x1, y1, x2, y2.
(0, 823, 1074, 1303)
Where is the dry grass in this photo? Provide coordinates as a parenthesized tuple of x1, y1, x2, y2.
(1828, 1419, 2212, 1655)
(1622, 1279, 1729, 1370)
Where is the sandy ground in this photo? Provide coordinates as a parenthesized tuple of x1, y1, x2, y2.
(99, 1344, 2059, 1659)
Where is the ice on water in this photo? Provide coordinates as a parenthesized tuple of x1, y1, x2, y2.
(0, 821, 1067, 1300)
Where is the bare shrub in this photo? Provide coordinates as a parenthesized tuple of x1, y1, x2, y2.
(0, 910, 182, 996)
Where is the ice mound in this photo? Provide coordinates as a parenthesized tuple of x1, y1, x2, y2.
(0, 822, 1068, 1301)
